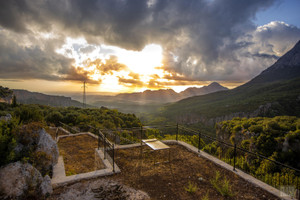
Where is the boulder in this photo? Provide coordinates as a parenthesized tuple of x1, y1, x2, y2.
(37, 128, 59, 165)
(0, 113, 12, 122)
(0, 161, 52, 199)
(40, 175, 53, 197)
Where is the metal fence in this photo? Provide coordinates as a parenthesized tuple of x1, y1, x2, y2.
(59, 122, 80, 134)
(176, 124, 300, 200)
(89, 127, 115, 172)
(81, 123, 300, 199)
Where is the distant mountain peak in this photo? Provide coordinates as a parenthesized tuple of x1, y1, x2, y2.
(208, 82, 221, 87)
(180, 82, 228, 98)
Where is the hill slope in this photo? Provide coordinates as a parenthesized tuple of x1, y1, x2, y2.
(13, 89, 88, 107)
(161, 40, 300, 125)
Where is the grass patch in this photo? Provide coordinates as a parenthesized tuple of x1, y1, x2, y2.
(184, 181, 198, 194)
(210, 171, 234, 197)
(202, 192, 210, 200)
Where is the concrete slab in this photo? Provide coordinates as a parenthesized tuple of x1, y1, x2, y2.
(52, 156, 66, 180)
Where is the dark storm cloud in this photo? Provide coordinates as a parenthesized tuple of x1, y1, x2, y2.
(252, 53, 279, 59)
(64, 67, 101, 84)
(1, 0, 300, 83)
(0, 29, 98, 84)
(0, 30, 72, 80)
(84, 56, 128, 75)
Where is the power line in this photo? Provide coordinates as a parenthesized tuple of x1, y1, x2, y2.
(82, 81, 87, 108)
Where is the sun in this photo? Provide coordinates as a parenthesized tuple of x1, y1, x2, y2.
(116, 44, 163, 76)
(56, 38, 165, 92)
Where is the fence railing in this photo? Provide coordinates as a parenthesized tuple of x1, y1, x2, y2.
(175, 124, 300, 200)
(59, 122, 80, 134)
(88, 126, 115, 172)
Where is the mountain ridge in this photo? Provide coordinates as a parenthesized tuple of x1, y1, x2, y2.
(115, 82, 228, 103)
(245, 40, 300, 85)
(160, 40, 300, 125)
(12, 89, 88, 107)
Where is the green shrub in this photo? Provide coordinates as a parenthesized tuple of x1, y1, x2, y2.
(0, 119, 18, 166)
(184, 181, 197, 194)
(210, 171, 234, 197)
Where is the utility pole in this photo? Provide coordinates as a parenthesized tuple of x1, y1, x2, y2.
(82, 81, 87, 108)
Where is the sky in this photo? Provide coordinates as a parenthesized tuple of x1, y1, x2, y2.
(0, 0, 300, 94)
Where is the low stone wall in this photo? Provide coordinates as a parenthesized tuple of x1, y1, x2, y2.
(56, 131, 98, 142)
(52, 132, 120, 189)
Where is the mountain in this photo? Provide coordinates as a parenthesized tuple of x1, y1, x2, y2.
(160, 40, 300, 125)
(181, 82, 228, 97)
(12, 89, 88, 107)
(116, 89, 179, 103)
(115, 82, 228, 103)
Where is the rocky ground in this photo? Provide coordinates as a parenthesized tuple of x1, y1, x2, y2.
(49, 179, 150, 200)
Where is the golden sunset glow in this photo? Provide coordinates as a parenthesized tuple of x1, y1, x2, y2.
(55, 37, 177, 93)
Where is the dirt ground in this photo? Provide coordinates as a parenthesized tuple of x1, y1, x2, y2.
(106, 145, 280, 200)
(57, 134, 105, 176)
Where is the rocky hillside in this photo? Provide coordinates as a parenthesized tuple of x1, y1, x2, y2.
(247, 40, 300, 84)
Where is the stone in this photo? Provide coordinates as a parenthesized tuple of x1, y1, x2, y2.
(40, 175, 53, 197)
(0, 113, 12, 122)
(37, 128, 59, 165)
(51, 179, 150, 200)
(0, 161, 52, 199)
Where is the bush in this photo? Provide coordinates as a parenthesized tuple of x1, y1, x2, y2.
(210, 171, 234, 197)
(184, 181, 197, 194)
(0, 119, 18, 166)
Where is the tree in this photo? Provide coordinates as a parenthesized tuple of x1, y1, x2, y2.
(12, 95, 17, 107)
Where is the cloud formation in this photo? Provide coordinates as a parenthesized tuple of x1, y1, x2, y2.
(0, 0, 300, 87)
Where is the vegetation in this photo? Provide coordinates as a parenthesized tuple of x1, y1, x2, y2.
(0, 103, 142, 130)
(184, 181, 198, 194)
(202, 192, 210, 200)
(0, 86, 12, 98)
(0, 118, 18, 166)
(0, 120, 53, 176)
(210, 171, 234, 197)
(216, 116, 300, 169)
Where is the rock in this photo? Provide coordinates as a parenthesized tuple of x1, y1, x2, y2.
(37, 128, 59, 165)
(0, 161, 52, 199)
(40, 175, 53, 197)
(51, 179, 150, 200)
(0, 113, 12, 122)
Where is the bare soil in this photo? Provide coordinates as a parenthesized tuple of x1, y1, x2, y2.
(106, 145, 280, 200)
(57, 134, 105, 175)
